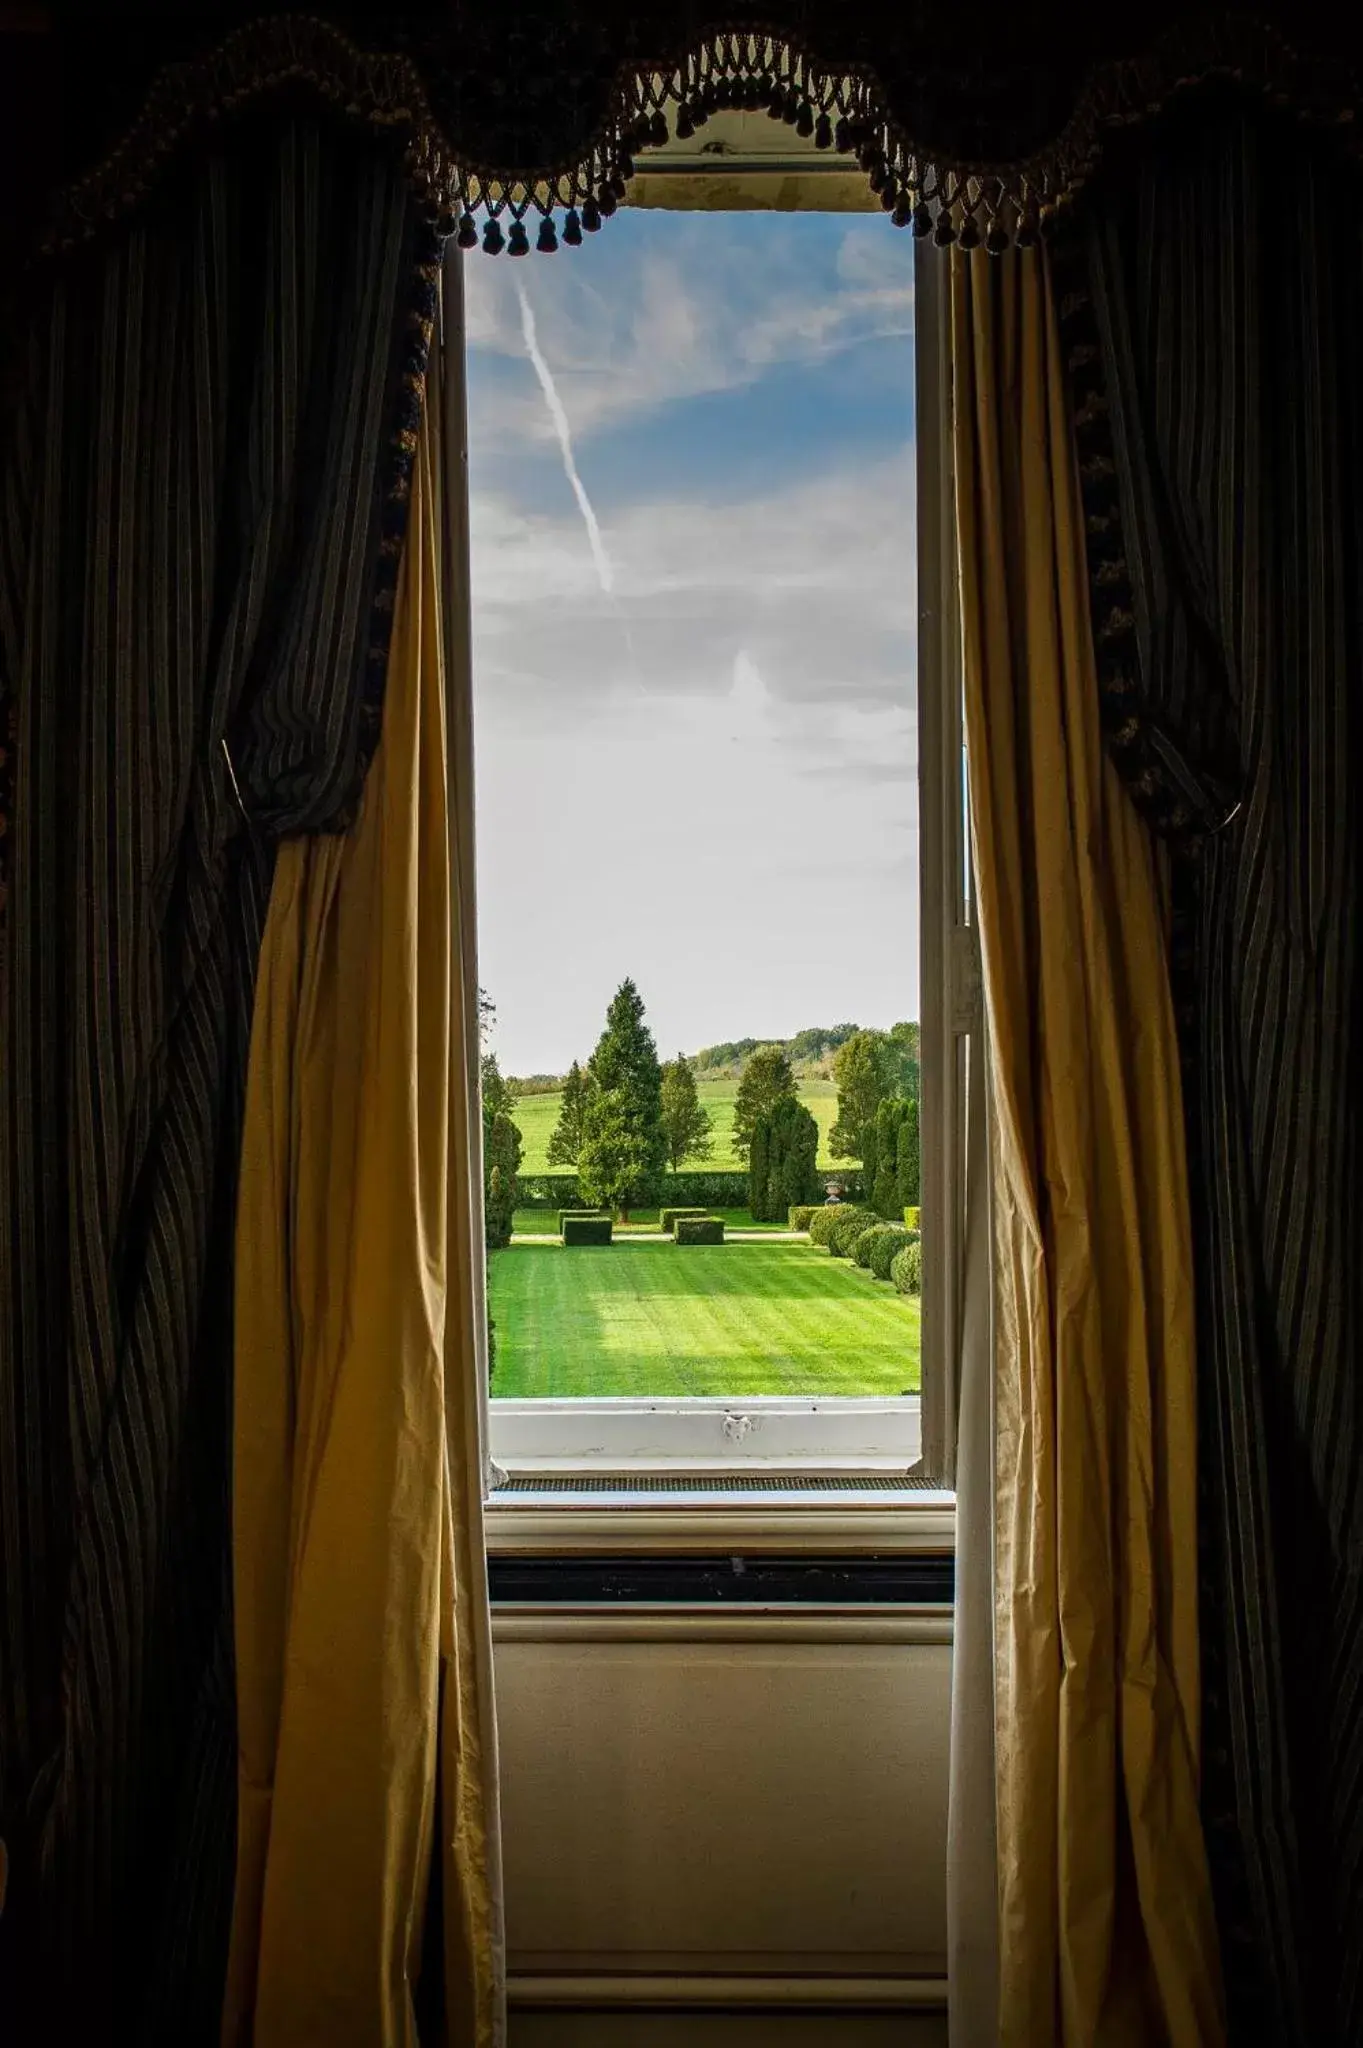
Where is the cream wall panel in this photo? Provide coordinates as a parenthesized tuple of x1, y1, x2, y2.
(495, 1634, 950, 1972)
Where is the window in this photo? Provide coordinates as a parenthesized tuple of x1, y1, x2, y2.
(448, 117, 973, 1491)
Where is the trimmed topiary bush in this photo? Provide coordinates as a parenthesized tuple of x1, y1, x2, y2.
(808, 1203, 852, 1248)
(659, 1206, 709, 1235)
(829, 1206, 877, 1258)
(808, 1203, 871, 1251)
(675, 1216, 724, 1245)
(852, 1226, 884, 1268)
(891, 1239, 923, 1294)
(558, 1206, 607, 1233)
(563, 1214, 612, 1245)
(902, 1205, 921, 1232)
(788, 1205, 818, 1232)
(869, 1226, 912, 1281)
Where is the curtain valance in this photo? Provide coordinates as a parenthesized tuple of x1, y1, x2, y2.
(22, 8, 1363, 264)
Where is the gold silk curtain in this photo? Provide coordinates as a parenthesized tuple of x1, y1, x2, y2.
(223, 334, 504, 2046)
(950, 245, 1223, 2046)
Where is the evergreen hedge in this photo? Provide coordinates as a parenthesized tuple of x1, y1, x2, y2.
(675, 1216, 724, 1244)
(788, 1205, 820, 1232)
(852, 1226, 884, 1268)
(891, 1240, 923, 1294)
(562, 1214, 612, 1245)
(521, 1168, 861, 1207)
(902, 1205, 921, 1232)
(659, 1207, 708, 1234)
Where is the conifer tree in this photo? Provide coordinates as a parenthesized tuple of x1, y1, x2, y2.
(659, 1054, 714, 1173)
(896, 1094, 921, 1210)
(749, 1096, 820, 1221)
(871, 1097, 908, 1217)
(770, 1096, 820, 1216)
(484, 1111, 522, 1248)
(748, 1115, 771, 1221)
(732, 1043, 796, 1161)
(828, 1029, 891, 1161)
(479, 1022, 523, 1248)
(577, 979, 667, 1220)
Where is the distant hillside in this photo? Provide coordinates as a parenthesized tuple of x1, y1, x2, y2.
(689, 1023, 862, 1078)
(510, 1022, 919, 1094)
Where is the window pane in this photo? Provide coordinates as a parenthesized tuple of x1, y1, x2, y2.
(465, 211, 920, 1404)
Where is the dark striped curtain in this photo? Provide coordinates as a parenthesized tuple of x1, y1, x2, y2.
(0, 111, 435, 2045)
(1060, 101, 1363, 2047)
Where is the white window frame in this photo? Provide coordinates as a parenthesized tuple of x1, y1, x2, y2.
(444, 169, 972, 1496)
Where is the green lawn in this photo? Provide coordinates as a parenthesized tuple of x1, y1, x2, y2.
(488, 1238, 921, 1397)
(511, 1206, 793, 1236)
(512, 1075, 842, 1175)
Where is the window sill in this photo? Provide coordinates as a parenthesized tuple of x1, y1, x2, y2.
(488, 1393, 922, 1475)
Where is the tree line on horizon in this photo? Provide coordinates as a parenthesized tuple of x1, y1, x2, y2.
(505, 986, 922, 1227)
(480, 984, 922, 1242)
(507, 1016, 916, 1095)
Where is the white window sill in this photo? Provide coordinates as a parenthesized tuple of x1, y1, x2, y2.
(483, 1403, 952, 1556)
(488, 1394, 921, 1475)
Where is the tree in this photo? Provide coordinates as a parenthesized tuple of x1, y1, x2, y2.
(479, 999, 523, 1249)
(884, 1019, 921, 1099)
(546, 1058, 594, 1166)
(660, 1054, 714, 1173)
(896, 1094, 921, 1210)
(484, 1109, 522, 1248)
(749, 1096, 821, 1222)
(861, 1116, 880, 1191)
(748, 1113, 771, 1221)
(732, 1043, 796, 1161)
(871, 1097, 909, 1217)
(576, 979, 667, 1220)
(769, 1096, 820, 1218)
(481, 1046, 517, 1128)
(828, 1029, 891, 1161)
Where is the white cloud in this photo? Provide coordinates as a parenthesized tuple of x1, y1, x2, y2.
(465, 213, 920, 1074)
(470, 446, 918, 1073)
(463, 216, 913, 451)
(470, 444, 915, 714)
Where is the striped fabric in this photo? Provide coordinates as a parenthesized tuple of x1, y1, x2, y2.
(1064, 102, 1363, 2047)
(0, 113, 429, 2042)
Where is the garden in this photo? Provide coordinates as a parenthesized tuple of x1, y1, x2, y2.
(482, 981, 923, 1400)
(487, 1232, 922, 1399)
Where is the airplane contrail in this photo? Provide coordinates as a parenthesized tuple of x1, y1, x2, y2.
(516, 280, 614, 597)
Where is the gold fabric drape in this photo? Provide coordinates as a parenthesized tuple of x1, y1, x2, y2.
(951, 246, 1223, 2045)
(223, 356, 503, 2045)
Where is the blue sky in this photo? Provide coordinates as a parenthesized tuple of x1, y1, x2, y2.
(465, 209, 917, 1077)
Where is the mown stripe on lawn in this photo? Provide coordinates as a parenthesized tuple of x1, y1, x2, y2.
(487, 1240, 920, 1399)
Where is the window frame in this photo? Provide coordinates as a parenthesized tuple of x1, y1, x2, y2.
(445, 195, 972, 1499)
